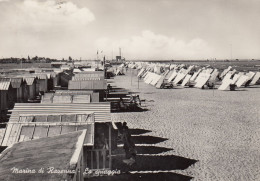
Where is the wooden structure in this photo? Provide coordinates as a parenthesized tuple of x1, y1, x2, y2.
(2, 102, 118, 173)
(0, 130, 87, 181)
(1, 113, 95, 147)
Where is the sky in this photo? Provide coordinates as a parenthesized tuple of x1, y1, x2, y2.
(0, 0, 259, 60)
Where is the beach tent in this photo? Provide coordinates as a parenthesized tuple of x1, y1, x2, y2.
(165, 70, 174, 80)
(149, 73, 159, 85)
(170, 64, 177, 70)
(181, 74, 192, 86)
(150, 74, 162, 86)
(222, 72, 233, 83)
(220, 66, 232, 78)
(144, 72, 154, 84)
(155, 75, 166, 88)
(218, 79, 234, 91)
(115, 69, 124, 75)
(173, 69, 186, 84)
(142, 71, 149, 79)
(173, 66, 194, 85)
(194, 73, 211, 88)
(137, 68, 145, 78)
(154, 65, 161, 74)
(208, 69, 219, 83)
(205, 68, 214, 74)
(190, 69, 202, 82)
(249, 72, 260, 85)
(167, 70, 178, 82)
(245, 72, 256, 84)
(194, 71, 205, 83)
(231, 74, 241, 84)
(236, 75, 249, 88)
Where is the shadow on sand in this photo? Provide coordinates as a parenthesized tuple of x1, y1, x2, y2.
(113, 146, 173, 155)
(87, 172, 192, 181)
(112, 154, 197, 172)
(111, 107, 149, 113)
(128, 128, 152, 135)
(132, 135, 168, 144)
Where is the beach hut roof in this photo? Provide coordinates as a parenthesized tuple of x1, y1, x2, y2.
(0, 78, 11, 90)
(9, 103, 111, 123)
(41, 94, 91, 104)
(1, 113, 94, 147)
(55, 90, 94, 95)
(68, 80, 107, 90)
(0, 130, 86, 181)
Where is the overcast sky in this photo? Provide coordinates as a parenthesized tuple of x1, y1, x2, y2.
(0, 0, 259, 60)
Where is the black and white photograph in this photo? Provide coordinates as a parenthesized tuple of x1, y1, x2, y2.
(0, 0, 259, 180)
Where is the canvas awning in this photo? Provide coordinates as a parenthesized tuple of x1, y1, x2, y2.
(10, 78, 22, 88)
(24, 77, 35, 85)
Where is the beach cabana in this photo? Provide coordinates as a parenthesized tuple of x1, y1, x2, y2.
(55, 90, 100, 102)
(0, 130, 88, 181)
(41, 94, 92, 104)
(0, 79, 11, 113)
(7, 103, 117, 163)
(1, 113, 95, 146)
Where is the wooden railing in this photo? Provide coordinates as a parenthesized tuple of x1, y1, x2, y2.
(85, 149, 111, 170)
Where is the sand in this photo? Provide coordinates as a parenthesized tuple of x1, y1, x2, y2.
(110, 69, 260, 181)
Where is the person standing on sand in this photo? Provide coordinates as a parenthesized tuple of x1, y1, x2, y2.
(121, 122, 136, 166)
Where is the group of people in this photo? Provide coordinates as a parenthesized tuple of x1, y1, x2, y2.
(119, 95, 141, 111)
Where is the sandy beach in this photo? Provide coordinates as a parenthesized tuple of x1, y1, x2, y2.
(110, 69, 260, 181)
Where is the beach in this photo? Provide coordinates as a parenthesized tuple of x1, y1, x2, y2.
(110, 69, 260, 181)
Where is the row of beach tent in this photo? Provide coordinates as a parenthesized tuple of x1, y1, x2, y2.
(126, 62, 260, 91)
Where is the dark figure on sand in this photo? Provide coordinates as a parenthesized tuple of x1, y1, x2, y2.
(121, 122, 136, 166)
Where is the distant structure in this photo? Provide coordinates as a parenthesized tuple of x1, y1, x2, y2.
(115, 47, 125, 63)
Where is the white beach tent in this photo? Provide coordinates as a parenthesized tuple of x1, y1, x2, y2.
(137, 68, 145, 78)
(142, 69, 150, 78)
(194, 73, 211, 88)
(190, 69, 202, 82)
(245, 71, 256, 82)
(165, 70, 174, 80)
(143, 71, 151, 80)
(194, 70, 206, 83)
(218, 79, 234, 91)
(208, 69, 219, 83)
(231, 74, 241, 84)
(236, 75, 249, 88)
(220, 66, 232, 78)
(205, 68, 214, 74)
(155, 75, 166, 88)
(167, 70, 178, 82)
(150, 74, 162, 86)
(173, 68, 188, 84)
(144, 72, 154, 84)
(181, 74, 192, 86)
(154, 65, 161, 74)
(249, 72, 260, 85)
(222, 72, 233, 83)
(170, 64, 177, 70)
